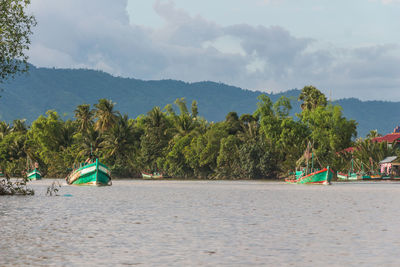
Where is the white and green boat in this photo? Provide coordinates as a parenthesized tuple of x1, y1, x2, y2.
(142, 171, 163, 179)
(286, 167, 333, 185)
(27, 168, 42, 180)
(66, 158, 112, 186)
(285, 143, 333, 185)
(337, 158, 358, 181)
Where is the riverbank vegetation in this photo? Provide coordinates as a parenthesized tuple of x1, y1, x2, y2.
(0, 0, 36, 194)
(0, 86, 362, 179)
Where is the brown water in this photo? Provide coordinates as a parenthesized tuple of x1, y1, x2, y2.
(1, 180, 400, 266)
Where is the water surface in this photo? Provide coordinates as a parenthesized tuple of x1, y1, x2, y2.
(1, 180, 400, 266)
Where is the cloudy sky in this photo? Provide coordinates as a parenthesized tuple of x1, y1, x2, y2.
(27, 0, 400, 100)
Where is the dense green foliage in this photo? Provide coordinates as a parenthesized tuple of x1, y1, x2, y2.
(337, 133, 400, 175)
(0, 0, 36, 195)
(0, 87, 361, 179)
(0, 0, 36, 82)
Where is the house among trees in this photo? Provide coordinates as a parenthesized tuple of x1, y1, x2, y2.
(372, 125, 400, 148)
(372, 126, 400, 178)
(379, 156, 400, 177)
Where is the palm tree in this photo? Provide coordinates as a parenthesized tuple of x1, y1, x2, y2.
(102, 114, 134, 160)
(238, 114, 259, 141)
(170, 98, 199, 137)
(12, 119, 27, 133)
(366, 129, 382, 140)
(0, 121, 11, 139)
(298, 85, 327, 111)
(140, 107, 170, 169)
(353, 139, 397, 172)
(57, 120, 76, 151)
(76, 125, 104, 161)
(74, 104, 94, 133)
(93, 99, 119, 133)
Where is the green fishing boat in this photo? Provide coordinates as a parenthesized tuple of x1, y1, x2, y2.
(357, 162, 375, 180)
(337, 171, 357, 180)
(66, 158, 112, 186)
(142, 171, 163, 179)
(286, 167, 333, 185)
(285, 142, 333, 185)
(27, 168, 41, 180)
(26, 161, 41, 180)
(337, 158, 358, 181)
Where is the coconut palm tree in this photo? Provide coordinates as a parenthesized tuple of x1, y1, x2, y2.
(140, 107, 170, 169)
(353, 139, 398, 172)
(240, 114, 259, 141)
(0, 121, 11, 139)
(57, 120, 76, 151)
(170, 98, 199, 138)
(93, 99, 119, 133)
(102, 114, 134, 160)
(74, 104, 94, 134)
(76, 125, 104, 161)
(12, 119, 27, 133)
(366, 129, 382, 140)
(298, 85, 327, 111)
(146, 106, 167, 128)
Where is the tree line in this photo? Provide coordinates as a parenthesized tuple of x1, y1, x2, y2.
(0, 86, 363, 179)
(0, 1, 396, 184)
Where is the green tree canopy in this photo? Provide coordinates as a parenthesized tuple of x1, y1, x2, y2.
(298, 85, 327, 111)
(0, 0, 36, 82)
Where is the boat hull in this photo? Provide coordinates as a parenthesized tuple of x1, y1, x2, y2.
(67, 160, 111, 186)
(142, 172, 163, 179)
(337, 172, 358, 181)
(27, 169, 42, 180)
(286, 167, 333, 185)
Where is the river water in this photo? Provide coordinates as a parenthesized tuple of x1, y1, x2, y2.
(1, 179, 400, 266)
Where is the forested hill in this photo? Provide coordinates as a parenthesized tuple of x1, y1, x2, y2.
(0, 65, 398, 137)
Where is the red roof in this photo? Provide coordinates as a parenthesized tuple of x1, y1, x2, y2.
(343, 147, 356, 153)
(372, 133, 400, 143)
(337, 146, 357, 155)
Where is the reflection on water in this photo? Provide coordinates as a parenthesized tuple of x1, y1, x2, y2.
(2, 180, 400, 266)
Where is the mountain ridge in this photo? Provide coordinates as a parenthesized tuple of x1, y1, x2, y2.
(0, 65, 398, 137)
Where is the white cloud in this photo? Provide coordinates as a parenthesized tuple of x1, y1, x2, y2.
(27, 0, 400, 100)
(257, 0, 284, 6)
(381, 0, 400, 4)
(369, 0, 400, 4)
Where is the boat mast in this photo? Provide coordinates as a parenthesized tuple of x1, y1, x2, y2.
(351, 157, 354, 174)
(311, 150, 314, 172)
(305, 142, 309, 175)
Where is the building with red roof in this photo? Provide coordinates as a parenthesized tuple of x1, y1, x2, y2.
(338, 126, 400, 155)
(372, 133, 400, 143)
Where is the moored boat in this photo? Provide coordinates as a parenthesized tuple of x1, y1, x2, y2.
(66, 158, 111, 186)
(142, 172, 164, 179)
(337, 158, 358, 181)
(26, 161, 42, 180)
(142, 171, 163, 179)
(362, 173, 383, 180)
(337, 171, 358, 181)
(27, 168, 42, 180)
(285, 142, 333, 185)
(286, 167, 333, 185)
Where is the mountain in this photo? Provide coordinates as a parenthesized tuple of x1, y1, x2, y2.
(0, 65, 398, 137)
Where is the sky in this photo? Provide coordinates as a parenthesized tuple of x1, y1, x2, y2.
(27, 0, 400, 100)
